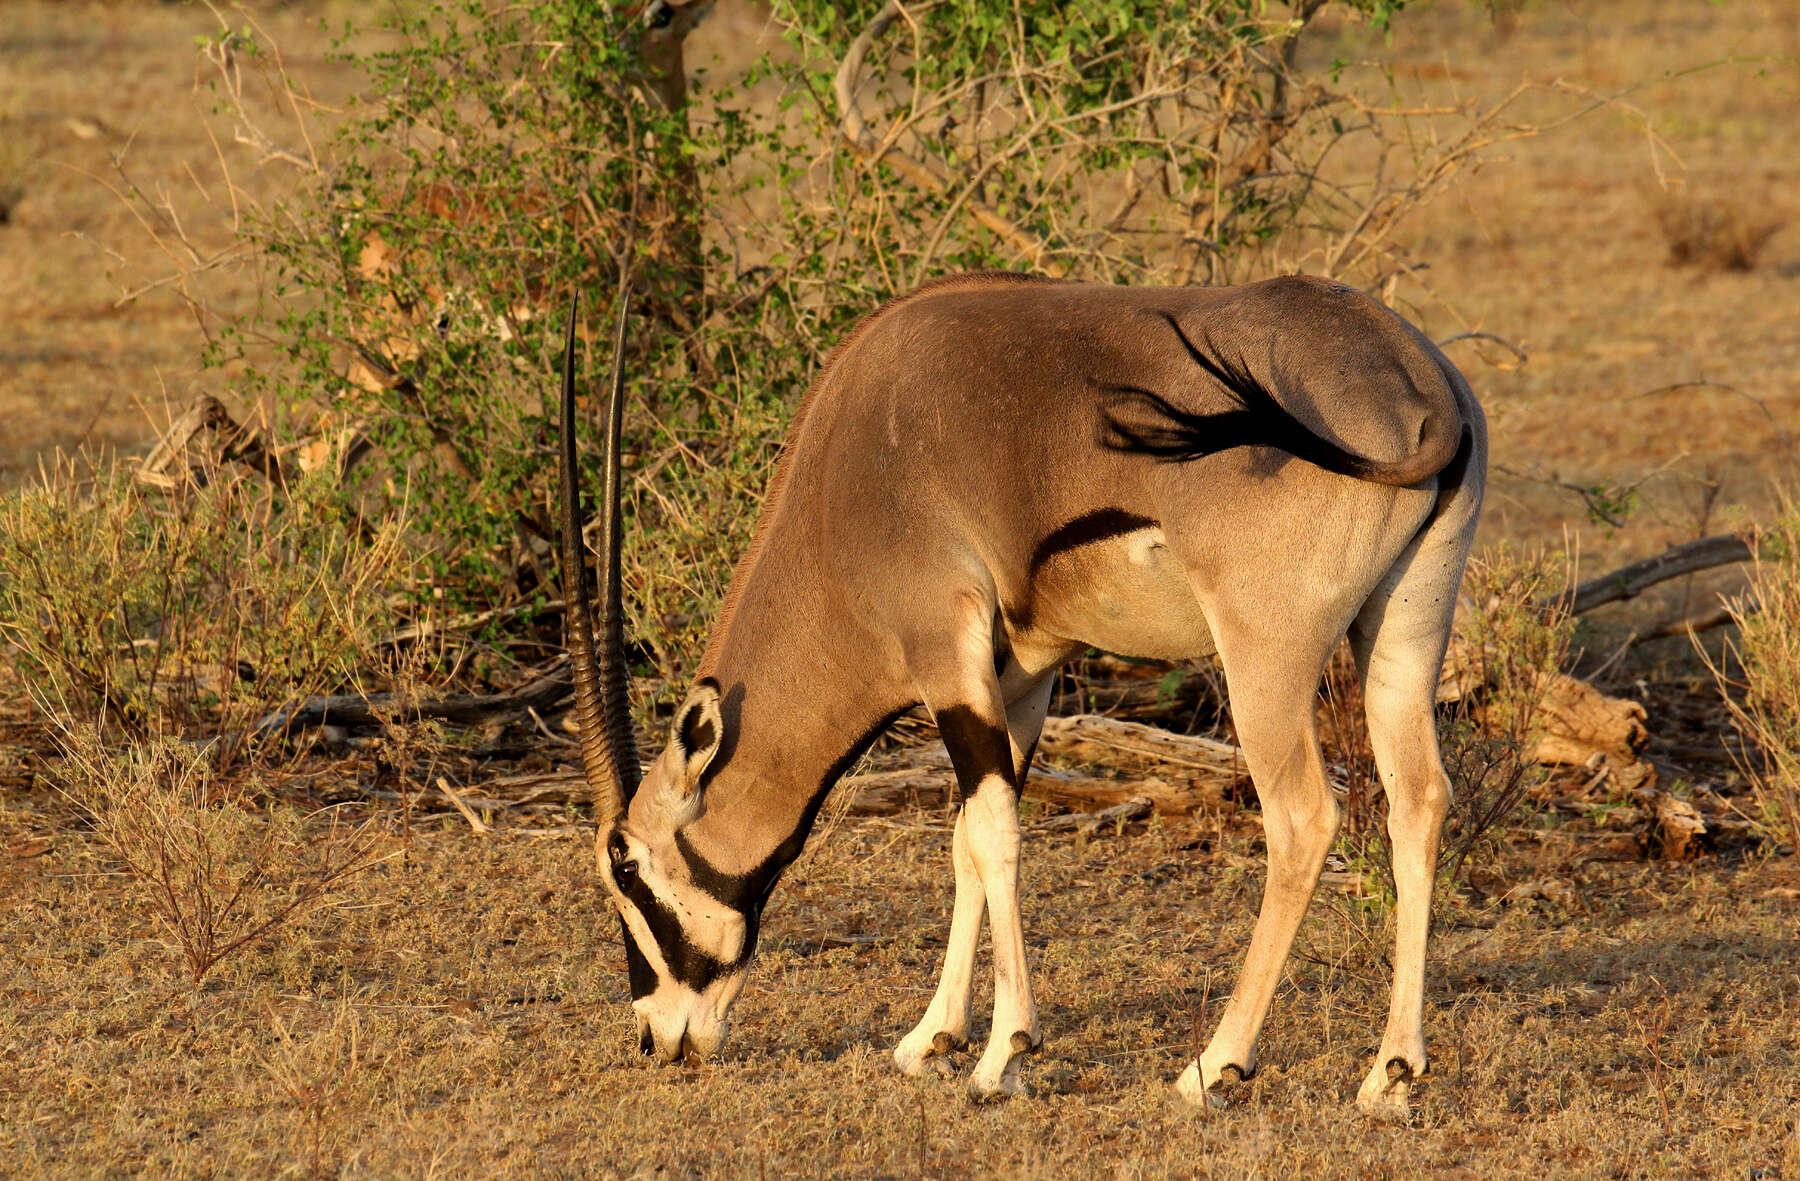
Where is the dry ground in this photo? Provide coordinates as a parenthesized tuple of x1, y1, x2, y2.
(4, 0, 1800, 1177)
(4, 796, 1799, 1179)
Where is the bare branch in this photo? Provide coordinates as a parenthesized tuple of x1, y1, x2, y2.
(833, 1, 1066, 276)
(1544, 533, 1757, 618)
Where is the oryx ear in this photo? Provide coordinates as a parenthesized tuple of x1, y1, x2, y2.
(667, 677, 724, 799)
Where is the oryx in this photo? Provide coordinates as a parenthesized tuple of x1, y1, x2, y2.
(561, 270, 1485, 1113)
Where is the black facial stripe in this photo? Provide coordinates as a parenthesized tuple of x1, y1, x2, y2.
(615, 868, 733, 991)
(620, 915, 657, 1001)
(934, 704, 1019, 803)
(1027, 508, 1159, 577)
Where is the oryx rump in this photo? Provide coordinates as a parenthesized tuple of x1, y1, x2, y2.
(563, 271, 1486, 1114)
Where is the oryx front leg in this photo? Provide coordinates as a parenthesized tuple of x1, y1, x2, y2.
(957, 769, 1038, 1101)
(1176, 634, 1342, 1109)
(926, 690, 1041, 1102)
(894, 678, 1050, 1083)
(893, 807, 981, 1078)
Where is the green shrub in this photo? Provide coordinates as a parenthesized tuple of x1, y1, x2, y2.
(194, 0, 1426, 706)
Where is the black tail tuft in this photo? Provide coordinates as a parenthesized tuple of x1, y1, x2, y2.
(1098, 311, 1384, 480)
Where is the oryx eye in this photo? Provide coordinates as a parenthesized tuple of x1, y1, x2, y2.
(614, 861, 640, 886)
(647, 3, 674, 28)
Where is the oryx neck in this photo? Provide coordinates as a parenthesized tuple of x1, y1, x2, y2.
(677, 572, 910, 882)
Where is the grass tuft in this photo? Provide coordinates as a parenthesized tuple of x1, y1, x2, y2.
(1709, 500, 1800, 853)
(1437, 545, 1575, 883)
(53, 727, 389, 985)
(1650, 188, 1784, 272)
(0, 447, 414, 758)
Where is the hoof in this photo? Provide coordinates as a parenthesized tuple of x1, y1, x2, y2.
(1356, 1056, 1417, 1123)
(965, 1061, 1026, 1103)
(966, 1031, 1034, 1102)
(1174, 1061, 1249, 1110)
(894, 1025, 970, 1079)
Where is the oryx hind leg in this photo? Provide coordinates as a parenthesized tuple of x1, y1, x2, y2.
(893, 675, 1052, 1083)
(1175, 607, 1349, 1108)
(1348, 455, 1482, 1117)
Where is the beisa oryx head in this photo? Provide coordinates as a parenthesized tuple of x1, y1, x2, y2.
(558, 295, 759, 1065)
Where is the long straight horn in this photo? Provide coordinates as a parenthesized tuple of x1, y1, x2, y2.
(560, 291, 641, 822)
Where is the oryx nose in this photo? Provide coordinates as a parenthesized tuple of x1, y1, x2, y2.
(678, 1030, 697, 1062)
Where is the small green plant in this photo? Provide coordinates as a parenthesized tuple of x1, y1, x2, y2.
(1709, 503, 1800, 853)
(53, 730, 389, 986)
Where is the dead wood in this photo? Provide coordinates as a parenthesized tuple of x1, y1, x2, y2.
(1530, 673, 1653, 788)
(1650, 790, 1706, 860)
(1036, 714, 1242, 776)
(1032, 797, 1154, 834)
(251, 666, 572, 738)
(136, 394, 288, 488)
(1027, 771, 1222, 816)
(1548, 533, 1754, 618)
(1637, 602, 1740, 643)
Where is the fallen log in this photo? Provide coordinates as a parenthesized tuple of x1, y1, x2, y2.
(1026, 771, 1223, 815)
(251, 665, 572, 737)
(1546, 532, 1754, 618)
(1037, 714, 1242, 776)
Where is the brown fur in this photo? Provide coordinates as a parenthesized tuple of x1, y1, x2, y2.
(607, 271, 1485, 1112)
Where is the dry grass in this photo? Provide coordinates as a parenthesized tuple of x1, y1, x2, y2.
(4, 796, 1798, 1178)
(1650, 188, 1786, 273)
(5, 0, 1800, 1175)
(1711, 502, 1800, 853)
(51, 731, 388, 986)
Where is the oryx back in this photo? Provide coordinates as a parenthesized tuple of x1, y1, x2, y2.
(757, 272, 1474, 679)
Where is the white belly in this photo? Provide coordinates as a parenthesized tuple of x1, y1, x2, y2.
(1008, 527, 1216, 671)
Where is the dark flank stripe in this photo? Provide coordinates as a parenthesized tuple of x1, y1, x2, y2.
(1027, 508, 1160, 577)
(1010, 508, 1159, 629)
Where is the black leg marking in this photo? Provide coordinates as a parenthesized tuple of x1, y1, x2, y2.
(936, 705, 1018, 802)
